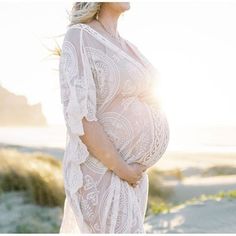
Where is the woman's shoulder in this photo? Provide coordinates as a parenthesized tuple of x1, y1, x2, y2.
(67, 23, 87, 30)
(63, 24, 94, 47)
(65, 23, 99, 42)
(66, 22, 97, 35)
(65, 23, 86, 36)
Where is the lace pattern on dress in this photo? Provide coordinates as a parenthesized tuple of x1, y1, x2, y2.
(59, 26, 99, 232)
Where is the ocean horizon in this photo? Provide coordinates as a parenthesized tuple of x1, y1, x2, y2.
(0, 124, 236, 153)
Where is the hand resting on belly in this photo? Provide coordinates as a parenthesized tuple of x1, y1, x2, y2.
(80, 117, 146, 187)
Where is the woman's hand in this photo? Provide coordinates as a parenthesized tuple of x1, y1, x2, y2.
(122, 162, 147, 188)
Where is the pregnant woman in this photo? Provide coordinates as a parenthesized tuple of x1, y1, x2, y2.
(59, 2, 169, 233)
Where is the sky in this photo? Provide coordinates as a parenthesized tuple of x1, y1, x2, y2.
(0, 0, 236, 129)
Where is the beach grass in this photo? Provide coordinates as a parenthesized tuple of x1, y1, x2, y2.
(0, 148, 65, 207)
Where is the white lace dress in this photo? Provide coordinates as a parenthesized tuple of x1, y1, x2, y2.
(58, 23, 169, 233)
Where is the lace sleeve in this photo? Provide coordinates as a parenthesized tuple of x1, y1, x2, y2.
(59, 27, 98, 197)
(59, 27, 98, 137)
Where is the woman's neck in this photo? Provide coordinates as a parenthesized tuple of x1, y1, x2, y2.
(95, 4, 121, 35)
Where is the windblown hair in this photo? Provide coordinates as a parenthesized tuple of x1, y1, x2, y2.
(68, 2, 102, 26)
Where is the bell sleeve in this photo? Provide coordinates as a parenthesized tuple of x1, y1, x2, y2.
(58, 26, 98, 232)
(59, 27, 98, 136)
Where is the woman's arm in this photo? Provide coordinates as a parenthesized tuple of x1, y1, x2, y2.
(79, 117, 145, 183)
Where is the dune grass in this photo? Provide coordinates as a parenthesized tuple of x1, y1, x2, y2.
(0, 148, 65, 207)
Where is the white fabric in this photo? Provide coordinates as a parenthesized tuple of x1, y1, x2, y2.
(58, 23, 170, 233)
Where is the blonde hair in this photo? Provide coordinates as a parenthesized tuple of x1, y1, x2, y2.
(68, 2, 102, 27)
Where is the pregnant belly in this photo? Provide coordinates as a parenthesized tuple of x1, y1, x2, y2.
(97, 96, 170, 169)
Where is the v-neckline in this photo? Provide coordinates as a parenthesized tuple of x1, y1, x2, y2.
(71, 23, 149, 72)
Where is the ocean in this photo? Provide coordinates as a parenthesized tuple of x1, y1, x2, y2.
(0, 124, 236, 157)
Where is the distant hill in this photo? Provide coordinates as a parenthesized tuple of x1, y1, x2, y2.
(0, 85, 47, 126)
